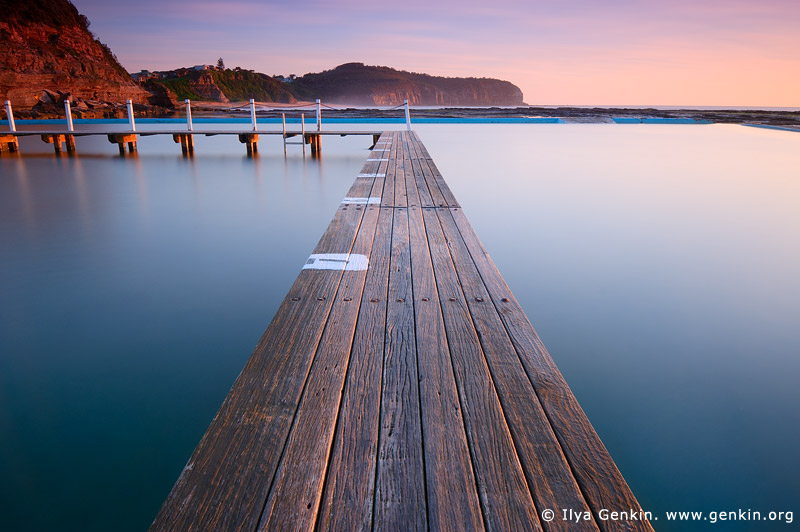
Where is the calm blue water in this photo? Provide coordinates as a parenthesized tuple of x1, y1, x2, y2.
(1, 123, 798, 531)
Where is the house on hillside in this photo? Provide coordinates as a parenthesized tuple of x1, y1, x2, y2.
(130, 70, 156, 83)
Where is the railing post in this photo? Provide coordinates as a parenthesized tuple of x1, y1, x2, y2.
(301, 112, 306, 156)
(250, 98, 257, 131)
(4, 100, 16, 132)
(282, 112, 287, 156)
(404, 99, 411, 131)
(126, 99, 136, 131)
(316, 99, 321, 131)
(185, 99, 193, 131)
(65, 100, 74, 132)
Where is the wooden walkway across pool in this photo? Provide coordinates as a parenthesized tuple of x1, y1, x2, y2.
(149, 131, 653, 532)
(0, 129, 381, 156)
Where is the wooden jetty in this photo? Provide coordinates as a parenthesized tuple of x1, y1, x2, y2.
(0, 129, 382, 157)
(149, 131, 653, 532)
(1, 98, 391, 157)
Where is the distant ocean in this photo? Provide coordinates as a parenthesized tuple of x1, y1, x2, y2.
(560, 105, 800, 111)
(318, 105, 800, 111)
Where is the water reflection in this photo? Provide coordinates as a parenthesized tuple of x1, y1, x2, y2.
(0, 130, 369, 532)
(416, 123, 800, 531)
(11, 156, 35, 233)
(1, 124, 797, 532)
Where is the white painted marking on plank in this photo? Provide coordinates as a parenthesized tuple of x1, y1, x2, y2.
(367, 158, 389, 162)
(303, 253, 369, 271)
(371, 148, 389, 152)
(357, 173, 386, 178)
(342, 197, 381, 205)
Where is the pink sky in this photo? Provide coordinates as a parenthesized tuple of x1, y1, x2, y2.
(73, 0, 800, 107)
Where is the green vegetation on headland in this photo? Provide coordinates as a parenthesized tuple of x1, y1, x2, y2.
(143, 62, 524, 107)
(158, 78, 203, 102)
(156, 68, 296, 104)
(210, 70, 296, 103)
(289, 62, 524, 106)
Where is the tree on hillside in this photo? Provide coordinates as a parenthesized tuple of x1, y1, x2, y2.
(217, 57, 225, 70)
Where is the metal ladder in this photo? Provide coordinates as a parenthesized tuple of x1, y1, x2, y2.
(282, 113, 306, 156)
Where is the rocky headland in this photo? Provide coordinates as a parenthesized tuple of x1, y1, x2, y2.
(288, 63, 525, 106)
(0, 0, 159, 118)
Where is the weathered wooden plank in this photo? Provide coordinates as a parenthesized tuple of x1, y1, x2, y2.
(415, 133, 459, 207)
(407, 199, 484, 529)
(373, 205, 427, 531)
(410, 132, 460, 208)
(356, 133, 392, 179)
(436, 208, 599, 532)
(315, 204, 393, 532)
(381, 132, 397, 209)
(256, 176, 384, 530)
(407, 137, 435, 208)
(149, 142, 385, 532)
(313, 143, 393, 531)
(393, 133, 409, 208)
(402, 139, 422, 210)
(407, 133, 443, 208)
(448, 207, 655, 532)
(421, 205, 541, 531)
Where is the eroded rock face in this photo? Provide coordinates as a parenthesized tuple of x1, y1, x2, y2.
(0, 7, 150, 108)
(187, 73, 229, 103)
(143, 80, 180, 108)
(368, 80, 524, 106)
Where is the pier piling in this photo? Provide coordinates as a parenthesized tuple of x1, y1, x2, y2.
(108, 133, 138, 155)
(173, 133, 194, 156)
(238, 133, 258, 156)
(307, 133, 321, 157)
(0, 135, 19, 154)
(41, 133, 75, 155)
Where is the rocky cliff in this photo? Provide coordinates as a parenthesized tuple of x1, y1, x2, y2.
(188, 73, 229, 103)
(0, 0, 150, 108)
(290, 63, 525, 106)
(158, 69, 297, 104)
